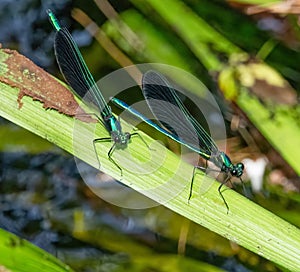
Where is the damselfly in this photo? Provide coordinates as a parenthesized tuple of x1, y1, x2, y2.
(47, 10, 146, 175)
(112, 70, 244, 211)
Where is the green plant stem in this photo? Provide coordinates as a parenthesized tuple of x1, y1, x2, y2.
(0, 228, 73, 272)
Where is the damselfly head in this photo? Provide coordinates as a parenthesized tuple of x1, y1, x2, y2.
(230, 162, 244, 177)
(112, 132, 131, 149)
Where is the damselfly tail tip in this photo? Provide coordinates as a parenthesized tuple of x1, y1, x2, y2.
(46, 9, 52, 15)
(47, 9, 61, 31)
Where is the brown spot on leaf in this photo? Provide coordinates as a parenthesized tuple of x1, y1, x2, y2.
(0, 48, 95, 123)
(248, 79, 297, 106)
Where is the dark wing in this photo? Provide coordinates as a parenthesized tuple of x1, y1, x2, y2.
(142, 70, 219, 155)
(54, 27, 111, 116)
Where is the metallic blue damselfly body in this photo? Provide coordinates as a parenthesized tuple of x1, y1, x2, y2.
(112, 70, 244, 211)
(47, 10, 145, 174)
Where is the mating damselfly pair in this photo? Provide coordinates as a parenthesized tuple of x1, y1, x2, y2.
(47, 10, 244, 211)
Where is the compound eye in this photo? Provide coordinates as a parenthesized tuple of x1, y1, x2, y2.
(237, 163, 244, 170)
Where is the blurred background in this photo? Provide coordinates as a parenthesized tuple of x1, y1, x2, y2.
(0, 0, 300, 271)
